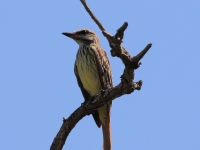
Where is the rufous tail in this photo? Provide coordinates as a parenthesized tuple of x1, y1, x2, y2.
(98, 104, 111, 150)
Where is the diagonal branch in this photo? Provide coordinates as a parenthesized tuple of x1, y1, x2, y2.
(80, 0, 105, 31)
(50, 0, 152, 150)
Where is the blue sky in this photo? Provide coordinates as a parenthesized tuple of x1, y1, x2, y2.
(1, 0, 200, 150)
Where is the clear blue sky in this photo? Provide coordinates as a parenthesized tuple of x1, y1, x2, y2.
(1, 0, 200, 150)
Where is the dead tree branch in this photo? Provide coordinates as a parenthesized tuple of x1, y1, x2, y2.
(50, 0, 152, 149)
(80, 0, 105, 31)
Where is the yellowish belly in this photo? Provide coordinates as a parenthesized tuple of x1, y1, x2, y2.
(76, 48, 101, 96)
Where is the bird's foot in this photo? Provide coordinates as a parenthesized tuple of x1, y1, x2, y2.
(101, 86, 112, 95)
(101, 88, 106, 94)
(89, 96, 96, 103)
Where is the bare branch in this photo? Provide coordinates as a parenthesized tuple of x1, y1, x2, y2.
(80, 0, 105, 31)
(50, 0, 152, 149)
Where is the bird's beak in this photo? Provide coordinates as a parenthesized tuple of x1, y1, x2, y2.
(62, 32, 76, 39)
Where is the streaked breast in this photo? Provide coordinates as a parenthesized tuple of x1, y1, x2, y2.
(75, 46, 101, 96)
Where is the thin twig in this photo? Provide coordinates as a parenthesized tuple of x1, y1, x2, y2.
(80, 0, 105, 31)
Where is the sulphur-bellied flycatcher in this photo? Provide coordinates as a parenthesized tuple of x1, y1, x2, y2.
(62, 29, 113, 150)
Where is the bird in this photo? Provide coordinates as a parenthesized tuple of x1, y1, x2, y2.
(62, 29, 113, 150)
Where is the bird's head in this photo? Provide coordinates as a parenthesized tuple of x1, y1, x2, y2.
(62, 29, 100, 46)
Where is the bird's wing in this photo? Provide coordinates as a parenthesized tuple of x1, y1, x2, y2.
(91, 45, 113, 116)
(92, 45, 113, 89)
(92, 45, 113, 149)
